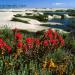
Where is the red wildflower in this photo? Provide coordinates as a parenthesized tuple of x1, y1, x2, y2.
(48, 34, 53, 40)
(2, 42, 7, 47)
(44, 32, 48, 37)
(23, 44, 28, 52)
(44, 29, 53, 39)
(6, 45, 12, 54)
(0, 38, 6, 48)
(35, 38, 40, 46)
(60, 39, 64, 46)
(54, 31, 58, 39)
(58, 35, 63, 40)
(28, 44, 33, 49)
(58, 35, 64, 46)
(15, 32, 22, 40)
(17, 42, 23, 48)
(0, 43, 3, 48)
(0, 38, 3, 42)
(47, 29, 53, 34)
(43, 40, 49, 46)
(26, 37, 34, 44)
(49, 40, 58, 45)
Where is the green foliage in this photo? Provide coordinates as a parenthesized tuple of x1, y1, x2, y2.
(14, 14, 48, 22)
(14, 14, 22, 17)
(66, 9, 75, 16)
(25, 13, 32, 15)
(0, 28, 75, 75)
(11, 17, 29, 23)
(32, 14, 48, 22)
(55, 10, 65, 12)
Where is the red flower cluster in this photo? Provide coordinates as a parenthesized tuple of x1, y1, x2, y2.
(58, 35, 64, 46)
(54, 31, 58, 39)
(17, 42, 23, 48)
(0, 38, 12, 54)
(15, 32, 22, 40)
(26, 38, 34, 44)
(6, 45, 12, 54)
(44, 29, 53, 39)
(23, 44, 28, 52)
(34, 38, 40, 46)
(49, 40, 58, 45)
(43, 40, 49, 46)
(25, 37, 34, 49)
(15, 32, 23, 49)
(23, 29, 64, 52)
(43, 29, 64, 49)
(22, 38, 40, 52)
(0, 29, 64, 55)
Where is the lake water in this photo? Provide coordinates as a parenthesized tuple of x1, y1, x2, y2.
(44, 12, 70, 15)
(48, 18, 71, 29)
(44, 12, 73, 29)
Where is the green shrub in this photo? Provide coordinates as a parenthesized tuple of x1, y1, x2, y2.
(11, 17, 29, 23)
(14, 14, 22, 17)
(14, 14, 48, 22)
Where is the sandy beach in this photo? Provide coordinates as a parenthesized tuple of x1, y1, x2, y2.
(0, 10, 49, 32)
(0, 8, 66, 32)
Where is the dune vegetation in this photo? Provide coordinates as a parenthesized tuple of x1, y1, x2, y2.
(14, 14, 48, 22)
(0, 28, 75, 75)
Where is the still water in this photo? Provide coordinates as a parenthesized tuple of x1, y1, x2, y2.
(48, 18, 73, 29)
(45, 12, 73, 29)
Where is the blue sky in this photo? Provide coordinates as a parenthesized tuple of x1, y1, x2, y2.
(0, 0, 75, 8)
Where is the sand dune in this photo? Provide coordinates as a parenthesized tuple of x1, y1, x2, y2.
(0, 11, 49, 32)
(0, 10, 64, 32)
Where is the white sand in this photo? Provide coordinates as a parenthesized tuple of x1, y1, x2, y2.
(0, 10, 65, 32)
(15, 17, 42, 24)
(0, 11, 49, 32)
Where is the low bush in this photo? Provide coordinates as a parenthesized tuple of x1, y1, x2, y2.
(14, 14, 48, 22)
(14, 14, 22, 17)
(11, 17, 29, 23)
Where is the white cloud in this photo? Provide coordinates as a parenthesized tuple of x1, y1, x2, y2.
(52, 2, 65, 6)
